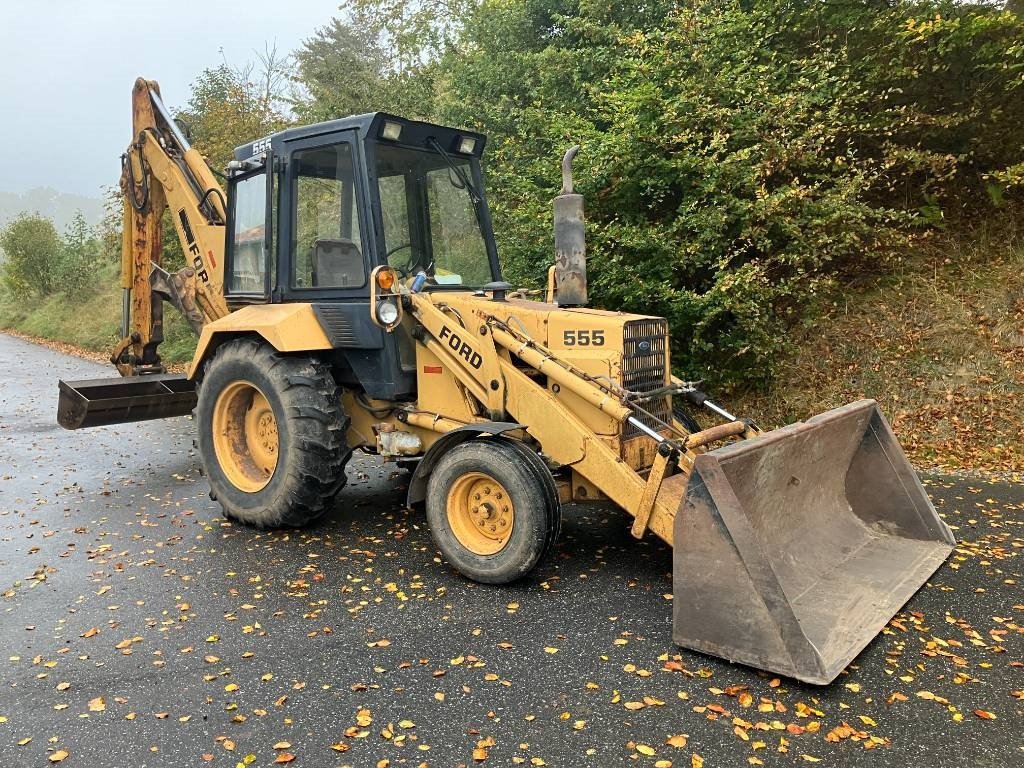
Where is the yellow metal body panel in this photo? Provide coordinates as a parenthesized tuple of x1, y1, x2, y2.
(415, 292, 663, 450)
(415, 343, 482, 422)
(188, 304, 332, 377)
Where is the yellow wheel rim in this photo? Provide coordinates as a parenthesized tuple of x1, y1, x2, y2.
(212, 380, 279, 493)
(446, 472, 515, 555)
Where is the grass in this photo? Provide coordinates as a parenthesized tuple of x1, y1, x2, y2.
(0, 261, 196, 366)
(730, 213, 1024, 472)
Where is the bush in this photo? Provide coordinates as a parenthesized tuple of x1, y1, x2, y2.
(0, 213, 63, 297)
(56, 211, 102, 296)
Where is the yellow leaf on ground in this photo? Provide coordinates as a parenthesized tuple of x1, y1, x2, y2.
(274, 754, 295, 764)
(544, 647, 559, 654)
(49, 750, 69, 763)
(858, 715, 877, 726)
(666, 734, 688, 748)
(273, 742, 291, 749)
(87, 696, 105, 712)
(636, 744, 656, 756)
(691, 755, 704, 768)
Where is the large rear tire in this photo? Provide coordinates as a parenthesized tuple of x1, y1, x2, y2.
(426, 438, 560, 584)
(197, 338, 351, 527)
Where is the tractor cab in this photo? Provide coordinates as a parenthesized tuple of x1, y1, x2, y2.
(224, 114, 501, 303)
(222, 114, 502, 400)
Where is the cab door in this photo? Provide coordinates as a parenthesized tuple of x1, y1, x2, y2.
(278, 130, 416, 400)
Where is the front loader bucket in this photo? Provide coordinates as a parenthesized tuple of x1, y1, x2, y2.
(57, 374, 197, 430)
(672, 399, 954, 685)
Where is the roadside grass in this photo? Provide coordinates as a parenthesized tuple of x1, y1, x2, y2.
(730, 214, 1024, 472)
(0, 261, 196, 365)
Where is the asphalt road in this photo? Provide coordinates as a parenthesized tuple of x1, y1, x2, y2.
(1, 331, 1021, 768)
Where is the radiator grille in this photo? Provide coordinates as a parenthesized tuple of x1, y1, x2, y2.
(621, 319, 671, 439)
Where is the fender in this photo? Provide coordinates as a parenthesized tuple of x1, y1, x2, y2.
(406, 422, 524, 507)
(187, 303, 332, 377)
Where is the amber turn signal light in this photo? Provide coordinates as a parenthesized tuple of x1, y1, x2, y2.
(376, 268, 396, 291)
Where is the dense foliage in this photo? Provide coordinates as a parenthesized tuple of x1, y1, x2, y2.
(414, 0, 1024, 384)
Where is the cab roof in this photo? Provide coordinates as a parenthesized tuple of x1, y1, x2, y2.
(233, 112, 487, 162)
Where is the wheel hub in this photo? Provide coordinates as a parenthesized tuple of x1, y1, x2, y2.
(447, 472, 515, 555)
(212, 381, 279, 493)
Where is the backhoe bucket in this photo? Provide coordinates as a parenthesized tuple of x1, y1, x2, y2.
(57, 374, 197, 430)
(672, 400, 954, 685)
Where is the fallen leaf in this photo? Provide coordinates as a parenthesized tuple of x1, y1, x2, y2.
(666, 734, 688, 748)
(973, 709, 997, 720)
(636, 744, 656, 756)
(275, 754, 295, 764)
(87, 696, 105, 712)
(49, 750, 69, 763)
(273, 742, 291, 749)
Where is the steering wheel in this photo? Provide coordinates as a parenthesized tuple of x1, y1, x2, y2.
(385, 242, 416, 275)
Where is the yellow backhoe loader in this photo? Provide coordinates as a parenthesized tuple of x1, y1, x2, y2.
(57, 79, 954, 684)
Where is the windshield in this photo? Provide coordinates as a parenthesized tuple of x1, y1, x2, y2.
(374, 144, 494, 287)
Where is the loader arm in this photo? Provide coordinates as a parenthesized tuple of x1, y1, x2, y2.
(405, 290, 734, 546)
(113, 78, 229, 376)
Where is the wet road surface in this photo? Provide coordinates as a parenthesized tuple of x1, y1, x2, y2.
(1, 331, 1021, 767)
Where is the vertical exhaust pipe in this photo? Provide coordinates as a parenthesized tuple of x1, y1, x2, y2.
(553, 146, 587, 307)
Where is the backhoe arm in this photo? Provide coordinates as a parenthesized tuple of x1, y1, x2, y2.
(112, 78, 229, 376)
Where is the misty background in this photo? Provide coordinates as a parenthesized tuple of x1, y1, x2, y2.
(0, 0, 341, 230)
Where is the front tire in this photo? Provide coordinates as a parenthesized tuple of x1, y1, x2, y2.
(426, 438, 560, 584)
(197, 338, 351, 527)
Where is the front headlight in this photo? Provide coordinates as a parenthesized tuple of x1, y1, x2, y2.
(376, 300, 400, 326)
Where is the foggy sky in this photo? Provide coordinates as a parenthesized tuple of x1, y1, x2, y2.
(0, 1, 343, 198)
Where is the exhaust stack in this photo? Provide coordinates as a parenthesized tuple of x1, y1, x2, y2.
(553, 146, 587, 307)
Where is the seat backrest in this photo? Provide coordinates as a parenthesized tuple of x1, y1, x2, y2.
(311, 238, 365, 288)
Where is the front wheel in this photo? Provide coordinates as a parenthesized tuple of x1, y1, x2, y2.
(196, 338, 351, 527)
(426, 438, 560, 584)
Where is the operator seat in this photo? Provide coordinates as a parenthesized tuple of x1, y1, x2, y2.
(311, 238, 365, 288)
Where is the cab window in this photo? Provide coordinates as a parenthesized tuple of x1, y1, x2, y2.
(228, 172, 267, 294)
(291, 143, 365, 289)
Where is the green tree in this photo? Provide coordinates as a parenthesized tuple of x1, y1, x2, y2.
(55, 211, 102, 295)
(177, 48, 293, 174)
(0, 213, 63, 297)
(292, 19, 389, 121)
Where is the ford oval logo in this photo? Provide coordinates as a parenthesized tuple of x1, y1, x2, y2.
(638, 341, 651, 353)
